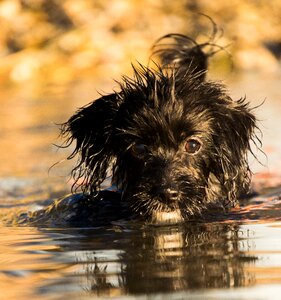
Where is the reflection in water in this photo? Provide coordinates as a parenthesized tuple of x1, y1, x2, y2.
(81, 225, 257, 294)
(2, 215, 281, 299)
(55, 223, 257, 297)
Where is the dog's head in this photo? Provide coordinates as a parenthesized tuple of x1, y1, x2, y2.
(62, 34, 257, 224)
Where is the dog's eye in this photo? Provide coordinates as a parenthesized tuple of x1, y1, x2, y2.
(185, 139, 201, 154)
(131, 144, 147, 158)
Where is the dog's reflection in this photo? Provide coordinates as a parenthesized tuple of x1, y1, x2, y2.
(80, 223, 256, 296)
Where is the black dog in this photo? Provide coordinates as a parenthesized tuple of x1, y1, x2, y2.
(60, 33, 257, 225)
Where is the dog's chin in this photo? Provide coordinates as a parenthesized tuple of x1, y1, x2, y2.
(150, 209, 184, 225)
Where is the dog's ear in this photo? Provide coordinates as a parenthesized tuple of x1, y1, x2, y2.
(211, 97, 257, 205)
(61, 93, 121, 194)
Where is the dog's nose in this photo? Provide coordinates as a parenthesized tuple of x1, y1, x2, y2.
(157, 187, 179, 203)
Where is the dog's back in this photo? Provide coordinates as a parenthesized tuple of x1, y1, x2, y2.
(152, 33, 217, 81)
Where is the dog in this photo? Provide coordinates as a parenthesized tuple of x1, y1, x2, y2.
(60, 33, 257, 225)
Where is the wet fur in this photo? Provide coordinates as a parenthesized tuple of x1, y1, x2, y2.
(61, 32, 258, 224)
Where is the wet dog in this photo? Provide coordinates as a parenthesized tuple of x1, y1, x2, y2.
(61, 33, 257, 225)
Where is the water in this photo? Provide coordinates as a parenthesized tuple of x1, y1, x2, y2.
(1, 223, 281, 299)
(1, 71, 281, 299)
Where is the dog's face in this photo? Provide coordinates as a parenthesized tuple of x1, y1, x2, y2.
(62, 66, 256, 224)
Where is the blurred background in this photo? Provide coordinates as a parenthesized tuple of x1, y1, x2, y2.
(0, 0, 281, 212)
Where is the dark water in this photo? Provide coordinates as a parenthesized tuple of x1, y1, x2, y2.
(1, 72, 281, 299)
